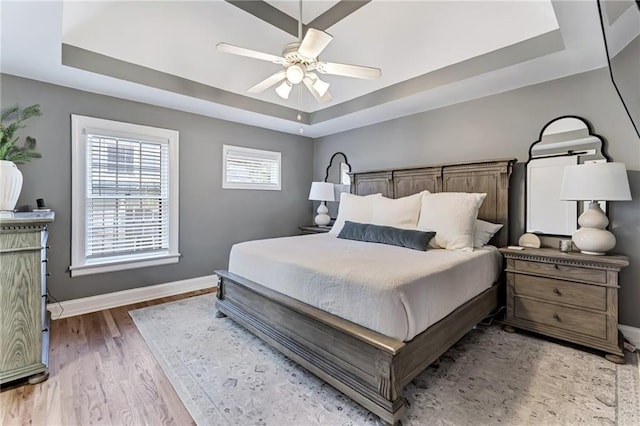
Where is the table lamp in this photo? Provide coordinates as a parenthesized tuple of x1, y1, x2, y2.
(560, 162, 631, 255)
(308, 181, 335, 226)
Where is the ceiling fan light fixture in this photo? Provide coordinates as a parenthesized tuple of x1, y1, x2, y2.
(275, 80, 293, 99)
(285, 64, 305, 84)
(312, 76, 330, 97)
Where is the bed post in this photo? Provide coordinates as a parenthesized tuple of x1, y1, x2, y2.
(376, 356, 406, 425)
(376, 356, 401, 402)
(215, 275, 227, 318)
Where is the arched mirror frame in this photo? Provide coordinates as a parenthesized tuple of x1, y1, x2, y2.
(324, 152, 351, 185)
(525, 115, 611, 237)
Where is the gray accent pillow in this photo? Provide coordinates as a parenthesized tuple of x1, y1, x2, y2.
(337, 221, 435, 251)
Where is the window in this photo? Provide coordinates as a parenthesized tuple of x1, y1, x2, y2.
(71, 115, 179, 277)
(106, 144, 134, 173)
(222, 144, 281, 190)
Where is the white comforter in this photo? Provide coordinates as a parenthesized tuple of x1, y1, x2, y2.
(229, 233, 502, 341)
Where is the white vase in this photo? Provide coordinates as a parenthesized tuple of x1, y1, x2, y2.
(0, 160, 23, 211)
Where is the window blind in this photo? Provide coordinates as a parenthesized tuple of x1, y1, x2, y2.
(86, 134, 169, 259)
(223, 145, 281, 190)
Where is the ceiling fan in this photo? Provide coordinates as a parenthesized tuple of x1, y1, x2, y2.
(216, 1, 381, 104)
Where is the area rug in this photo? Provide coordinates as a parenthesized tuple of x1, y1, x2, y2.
(130, 294, 640, 425)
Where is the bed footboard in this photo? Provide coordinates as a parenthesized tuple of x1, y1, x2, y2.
(215, 270, 499, 424)
(216, 270, 407, 423)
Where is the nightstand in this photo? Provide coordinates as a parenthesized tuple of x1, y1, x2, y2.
(499, 247, 629, 363)
(299, 225, 331, 234)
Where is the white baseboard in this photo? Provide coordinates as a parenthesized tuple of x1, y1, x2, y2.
(47, 274, 217, 319)
(619, 324, 640, 348)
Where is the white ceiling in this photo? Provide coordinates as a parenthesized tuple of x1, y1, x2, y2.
(267, 0, 340, 23)
(1, 1, 608, 138)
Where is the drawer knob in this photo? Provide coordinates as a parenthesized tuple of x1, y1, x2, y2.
(553, 288, 562, 296)
(553, 313, 561, 322)
(554, 264, 559, 269)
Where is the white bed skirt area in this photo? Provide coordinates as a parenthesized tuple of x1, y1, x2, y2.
(229, 233, 502, 341)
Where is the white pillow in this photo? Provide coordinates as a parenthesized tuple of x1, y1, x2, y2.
(474, 219, 503, 248)
(330, 193, 382, 235)
(417, 192, 487, 251)
(370, 191, 427, 230)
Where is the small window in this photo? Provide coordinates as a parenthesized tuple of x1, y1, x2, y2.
(70, 115, 180, 277)
(222, 145, 281, 190)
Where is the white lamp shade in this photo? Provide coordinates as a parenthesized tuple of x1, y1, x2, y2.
(308, 181, 335, 202)
(560, 162, 631, 201)
(312, 76, 330, 96)
(275, 81, 292, 99)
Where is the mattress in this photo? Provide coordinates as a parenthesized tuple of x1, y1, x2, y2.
(228, 233, 502, 341)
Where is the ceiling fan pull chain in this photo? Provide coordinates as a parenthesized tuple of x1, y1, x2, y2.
(297, 83, 304, 133)
(297, 84, 302, 120)
(297, 84, 302, 121)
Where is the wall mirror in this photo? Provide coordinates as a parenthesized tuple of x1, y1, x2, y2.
(325, 152, 351, 197)
(324, 152, 351, 219)
(526, 116, 610, 236)
(598, 0, 640, 140)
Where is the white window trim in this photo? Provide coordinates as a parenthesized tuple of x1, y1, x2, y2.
(70, 115, 180, 277)
(222, 144, 281, 191)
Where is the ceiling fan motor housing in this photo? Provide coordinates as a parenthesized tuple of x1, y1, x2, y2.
(282, 42, 315, 84)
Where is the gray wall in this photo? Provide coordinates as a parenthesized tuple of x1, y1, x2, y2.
(1, 74, 314, 301)
(313, 67, 640, 327)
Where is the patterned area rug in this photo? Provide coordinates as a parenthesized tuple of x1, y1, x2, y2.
(130, 294, 640, 425)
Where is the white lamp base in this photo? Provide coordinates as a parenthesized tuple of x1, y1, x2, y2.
(314, 202, 331, 226)
(572, 201, 616, 255)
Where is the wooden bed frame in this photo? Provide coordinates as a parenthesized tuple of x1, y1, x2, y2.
(215, 158, 515, 424)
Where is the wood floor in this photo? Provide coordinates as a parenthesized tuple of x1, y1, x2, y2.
(0, 289, 214, 425)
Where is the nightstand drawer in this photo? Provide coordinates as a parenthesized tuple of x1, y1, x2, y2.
(514, 275, 606, 311)
(299, 226, 331, 234)
(514, 259, 606, 284)
(515, 297, 607, 339)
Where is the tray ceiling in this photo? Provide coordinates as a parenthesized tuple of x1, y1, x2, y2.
(1, 1, 608, 137)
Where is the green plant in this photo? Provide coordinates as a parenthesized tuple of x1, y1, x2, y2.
(0, 104, 42, 164)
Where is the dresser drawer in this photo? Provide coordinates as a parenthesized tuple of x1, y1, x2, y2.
(514, 259, 607, 284)
(514, 297, 607, 339)
(514, 275, 606, 311)
(0, 231, 41, 250)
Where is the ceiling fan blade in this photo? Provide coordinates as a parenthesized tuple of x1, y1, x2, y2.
(317, 61, 381, 80)
(298, 28, 333, 59)
(247, 71, 287, 93)
(216, 42, 284, 64)
(303, 76, 332, 104)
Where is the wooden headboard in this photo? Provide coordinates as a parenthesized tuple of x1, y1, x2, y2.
(351, 158, 516, 248)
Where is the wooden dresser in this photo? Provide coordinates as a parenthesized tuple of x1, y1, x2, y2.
(499, 247, 629, 363)
(0, 212, 55, 385)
